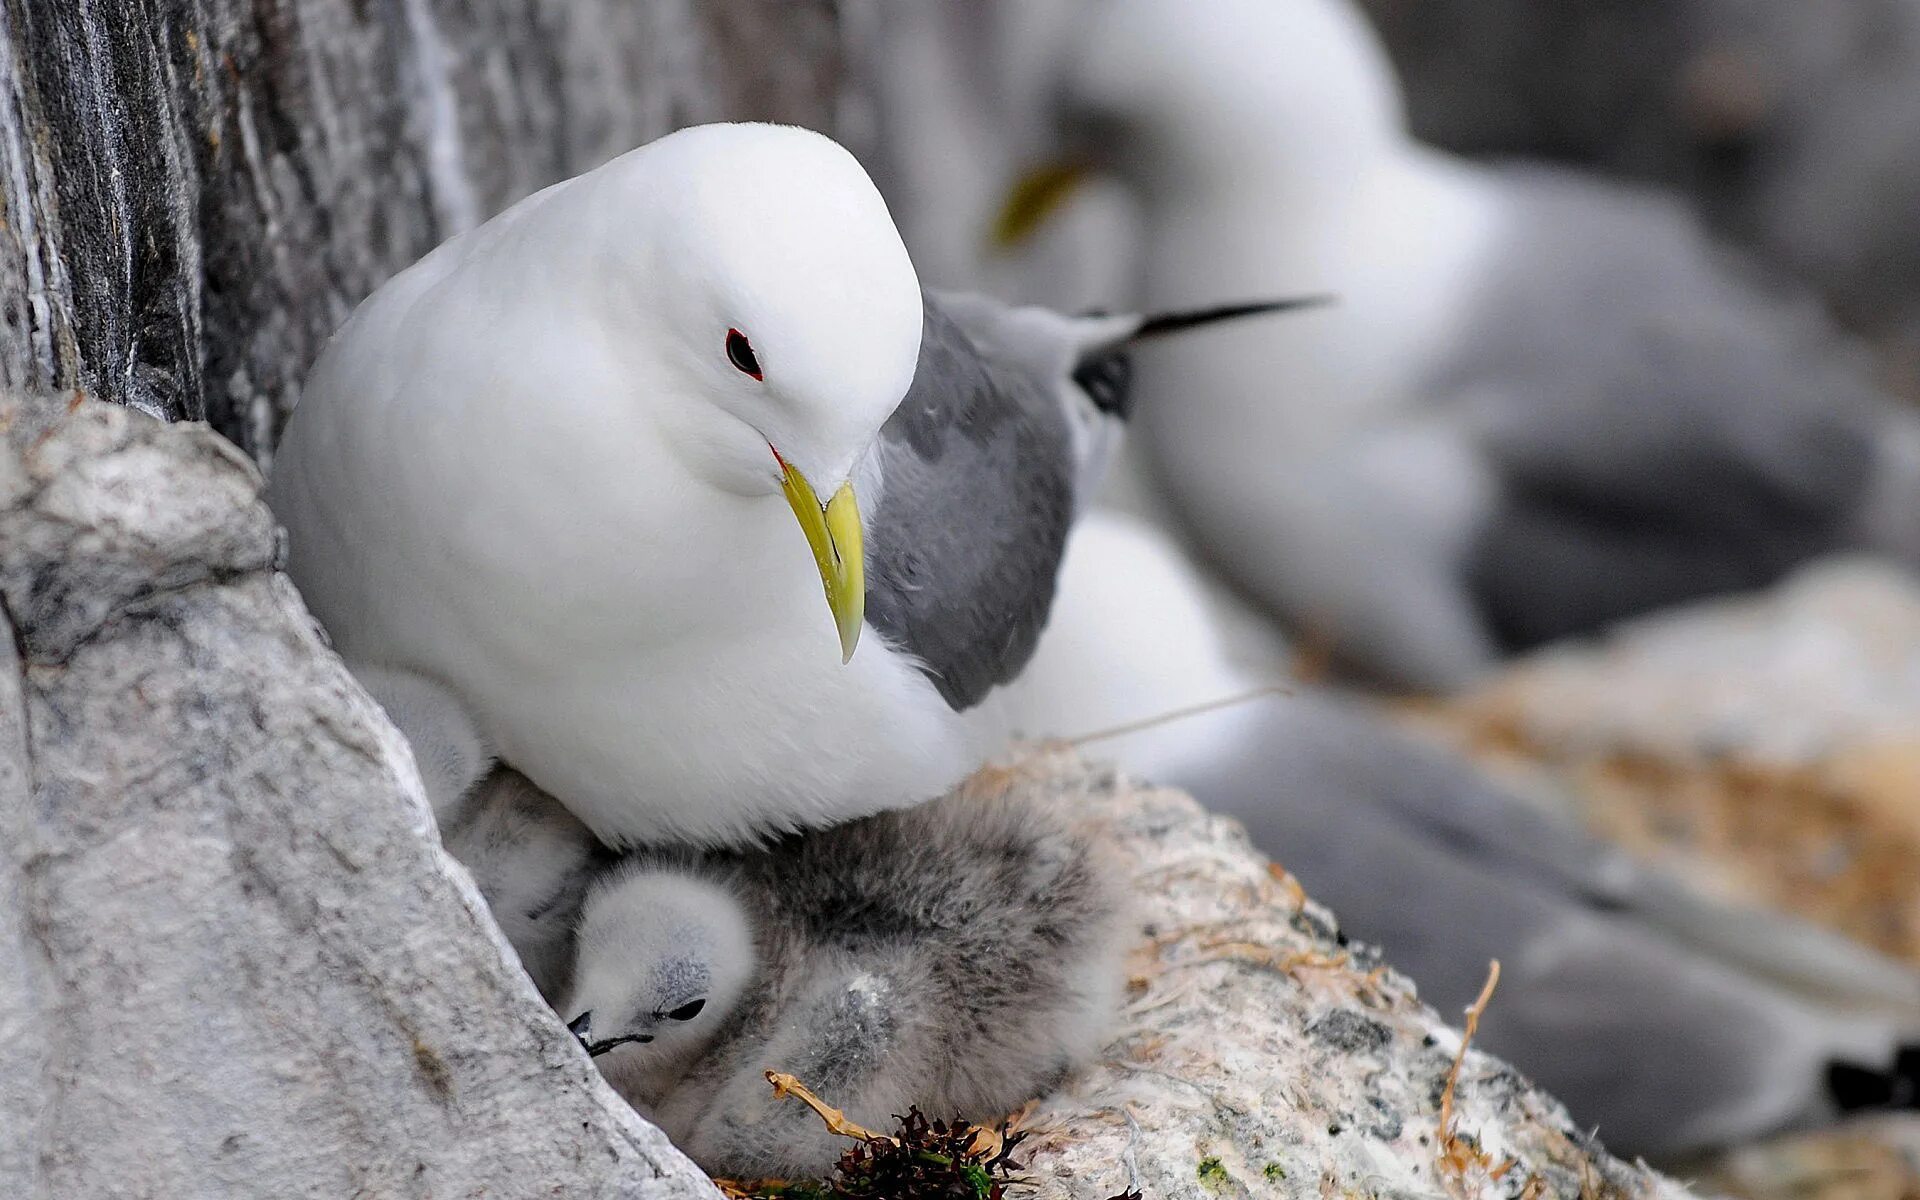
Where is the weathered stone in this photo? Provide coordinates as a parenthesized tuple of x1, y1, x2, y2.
(1414, 558, 1920, 1200)
(998, 752, 1684, 1200)
(1415, 557, 1920, 964)
(0, 393, 719, 1198)
(1690, 1115, 1920, 1200)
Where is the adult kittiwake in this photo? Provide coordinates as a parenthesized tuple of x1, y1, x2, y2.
(269, 121, 1307, 847)
(1010, 508, 1920, 1158)
(1002, 0, 1920, 692)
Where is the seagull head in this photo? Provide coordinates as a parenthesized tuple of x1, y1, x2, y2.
(564, 863, 756, 1100)
(992, 0, 1407, 243)
(583, 123, 923, 661)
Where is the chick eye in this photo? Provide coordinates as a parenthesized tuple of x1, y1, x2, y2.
(726, 329, 762, 380)
(665, 998, 707, 1021)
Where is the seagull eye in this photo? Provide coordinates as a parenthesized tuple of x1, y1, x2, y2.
(665, 998, 707, 1021)
(726, 329, 762, 380)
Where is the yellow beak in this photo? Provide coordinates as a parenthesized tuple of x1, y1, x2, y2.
(989, 162, 1092, 248)
(778, 458, 865, 663)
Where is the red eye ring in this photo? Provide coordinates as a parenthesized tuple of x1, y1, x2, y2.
(726, 328, 763, 380)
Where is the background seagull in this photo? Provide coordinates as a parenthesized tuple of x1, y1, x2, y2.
(1002, 0, 1920, 692)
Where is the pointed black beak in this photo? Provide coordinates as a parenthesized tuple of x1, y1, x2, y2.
(585, 1032, 653, 1057)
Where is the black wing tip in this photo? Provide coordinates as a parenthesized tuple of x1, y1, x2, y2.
(1131, 294, 1336, 340)
(1828, 1046, 1920, 1113)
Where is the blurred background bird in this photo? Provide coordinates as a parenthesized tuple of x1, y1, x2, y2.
(858, 0, 1920, 1176)
(984, 0, 1920, 693)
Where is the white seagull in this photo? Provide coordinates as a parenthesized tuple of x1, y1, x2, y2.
(1003, 0, 1920, 692)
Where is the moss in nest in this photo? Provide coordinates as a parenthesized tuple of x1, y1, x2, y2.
(833, 1108, 1026, 1200)
(1197, 1156, 1230, 1190)
(721, 1071, 1141, 1200)
(718, 1072, 1026, 1200)
(1264, 1162, 1288, 1181)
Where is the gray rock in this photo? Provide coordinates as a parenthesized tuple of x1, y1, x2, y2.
(1416, 554, 1920, 969)
(0, 392, 719, 1198)
(1411, 557, 1920, 1193)
(0, 0, 848, 462)
(1004, 754, 1686, 1200)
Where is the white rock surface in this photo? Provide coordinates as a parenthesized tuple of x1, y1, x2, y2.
(0, 393, 718, 1199)
(1413, 558, 1920, 962)
(1445, 557, 1920, 768)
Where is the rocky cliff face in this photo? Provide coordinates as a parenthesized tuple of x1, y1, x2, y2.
(0, 0, 849, 461)
(1412, 558, 1920, 1200)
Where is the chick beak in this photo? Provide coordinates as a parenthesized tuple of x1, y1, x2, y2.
(990, 161, 1092, 248)
(567, 1011, 594, 1048)
(774, 449, 864, 663)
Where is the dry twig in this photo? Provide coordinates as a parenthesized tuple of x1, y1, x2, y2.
(766, 1070, 889, 1144)
(1436, 961, 1521, 1196)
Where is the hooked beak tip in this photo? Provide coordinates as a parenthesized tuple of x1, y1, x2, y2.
(776, 455, 865, 663)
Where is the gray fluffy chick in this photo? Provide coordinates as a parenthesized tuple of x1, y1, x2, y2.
(562, 781, 1128, 1178)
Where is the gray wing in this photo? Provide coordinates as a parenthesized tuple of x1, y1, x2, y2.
(863, 291, 1079, 710)
(1442, 166, 1888, 649)
(1167, 691, 1915, 1155)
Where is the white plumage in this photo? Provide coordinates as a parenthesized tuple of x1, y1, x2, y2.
(270, 123, 987, 847)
